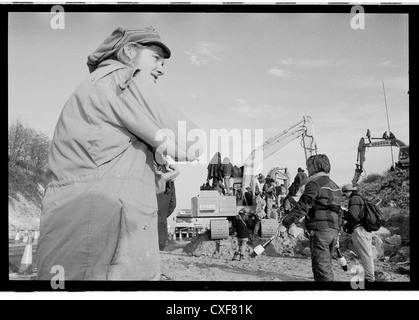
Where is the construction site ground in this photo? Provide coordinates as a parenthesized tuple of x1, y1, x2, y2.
(160, 238, 410, 283)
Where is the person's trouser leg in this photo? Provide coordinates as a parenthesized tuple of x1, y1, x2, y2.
(239, 239, 248, 256)
(224, 175, 231, 195)
(253, 220, 261, 237)
(351, 227, 375, 281)
(157, 210, 168, 251)
(309, 229, 338, 281)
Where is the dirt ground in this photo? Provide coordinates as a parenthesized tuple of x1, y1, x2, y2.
(160, 238, 410, 283)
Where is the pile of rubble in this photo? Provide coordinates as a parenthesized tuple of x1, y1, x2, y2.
(182, 218, 409, 276)
(183, 232, 241, 259)
(182, 223, 310, 259)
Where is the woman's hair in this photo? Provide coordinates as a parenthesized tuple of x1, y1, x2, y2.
(306, 154, 331, 174)
(110, 42, 146, 66)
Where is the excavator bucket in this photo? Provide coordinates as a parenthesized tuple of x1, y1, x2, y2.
(352, 165, 363, 186)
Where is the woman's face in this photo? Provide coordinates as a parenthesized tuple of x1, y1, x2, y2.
(133, 45, 165, 83)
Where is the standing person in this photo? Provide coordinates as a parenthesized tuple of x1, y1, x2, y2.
(232, 209, 250, 261)
(36, 26, 203, 280)
(207, 152, 223, 189)
(289, 167, 308, 195)
(252, 193, 266, 239)
(282, 154, 343, 282)
(244, 187, 253, 206)
(341, 184, 375, 282)
(220, 157, 234, 196)
(155, 162, 179, 251)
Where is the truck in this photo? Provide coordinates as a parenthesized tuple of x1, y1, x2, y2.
(352, 130, 409, 185)
(191, 115, 318, 240)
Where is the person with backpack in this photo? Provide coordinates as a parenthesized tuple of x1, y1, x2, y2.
(341, 184, 375, 282)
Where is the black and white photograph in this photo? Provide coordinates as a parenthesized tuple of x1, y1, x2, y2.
(5, 1, 417, 299)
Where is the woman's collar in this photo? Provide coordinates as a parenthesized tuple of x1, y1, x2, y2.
(307, 172, 329, 183)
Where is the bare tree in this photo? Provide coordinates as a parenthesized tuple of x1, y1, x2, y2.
(8, 119, 51, 176)
(8, 119, 32, 166)
(29, 131, 50, 173)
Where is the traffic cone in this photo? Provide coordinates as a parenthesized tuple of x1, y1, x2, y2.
(33, 230, 39, 245)
(22, 230, 28, 244)
(18, 236, 33, 275)
(14, 230, 21, 244)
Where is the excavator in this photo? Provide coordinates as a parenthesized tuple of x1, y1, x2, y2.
(351, 129, 409, 186)
(191, 115, 318, 240)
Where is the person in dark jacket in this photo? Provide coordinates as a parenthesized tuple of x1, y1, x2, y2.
(155, 163, 179, 251)
(244, 187, 253, 206)
(207, 152, 223, 189)
(282, 154, 343, 282)
(232, 209, 250, 261)
(288, 167, 308, 197)
(220, 157, 234, 196)
(342, 184, 375, 282)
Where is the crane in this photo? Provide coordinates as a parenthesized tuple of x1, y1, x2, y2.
(191, 115, 318, 240)
(241, 115, 317, 193)
(351, 130, 409, 186)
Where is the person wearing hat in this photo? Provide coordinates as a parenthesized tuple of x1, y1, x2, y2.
(232, 209, 250, 261)
(36, 26, 204, 280)
(290, 167, 308, 196)
(341, 184, 375, 282)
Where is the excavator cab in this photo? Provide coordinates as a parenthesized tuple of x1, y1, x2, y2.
(352, 131, 409, 185)
(397, 146, 409, 168)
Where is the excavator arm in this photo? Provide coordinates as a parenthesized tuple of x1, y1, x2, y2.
(241, 115, 317, 192)
(351, 134, 407, 185)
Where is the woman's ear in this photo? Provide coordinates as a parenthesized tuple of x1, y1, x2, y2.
(122, 43, 139, 60)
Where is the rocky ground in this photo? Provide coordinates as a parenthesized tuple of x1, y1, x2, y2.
(160, 227, 410, 283)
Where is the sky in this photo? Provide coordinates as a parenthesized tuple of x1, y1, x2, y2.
(8, 9, 410, 210)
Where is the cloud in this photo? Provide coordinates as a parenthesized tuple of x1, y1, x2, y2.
(300, 59, 339, 68)
(278, 58, 340, 68)
(377, 59, 393, 68)
(228, 99, 253, 117)
(268, 58, 340, 79)
(267, 68, 291, 78)
(279, 58, 293, 65)
(185, 41, 224, 66)
(228, 99, 283, 120)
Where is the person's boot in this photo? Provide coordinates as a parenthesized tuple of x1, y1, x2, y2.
(239, 254, 244, 261)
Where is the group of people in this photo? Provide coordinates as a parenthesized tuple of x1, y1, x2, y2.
(280, 154, 375, 282)
(230, 154, 376, 283)
(206, 152, 238, 196)
(35, 25, 375, 284)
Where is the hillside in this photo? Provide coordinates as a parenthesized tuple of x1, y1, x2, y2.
(357, 167, 410, 243)
(8, 164, 45, 232)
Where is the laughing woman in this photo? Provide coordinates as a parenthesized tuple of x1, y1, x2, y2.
(36, 27, 204, 280)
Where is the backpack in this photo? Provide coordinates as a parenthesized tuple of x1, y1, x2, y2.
(359, 196, 383, 232)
